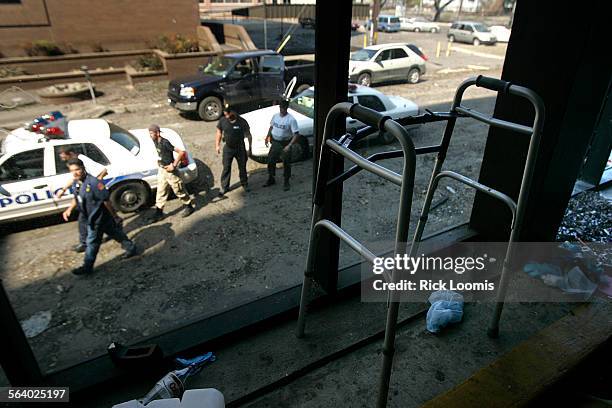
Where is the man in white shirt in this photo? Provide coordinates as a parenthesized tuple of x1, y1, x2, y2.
(264, 99, 301, 191)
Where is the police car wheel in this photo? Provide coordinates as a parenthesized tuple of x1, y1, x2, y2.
(198, 96, 223, 121)
(110, 182, 149, 213)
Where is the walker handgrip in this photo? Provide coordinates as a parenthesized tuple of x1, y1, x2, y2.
(350, 104, 386, 129)
(476, 75, 512, 94)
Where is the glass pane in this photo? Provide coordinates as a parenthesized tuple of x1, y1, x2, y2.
(0, 149, 44, 182)
(261, 56, 283, 73)
(54, 144, 86, 174)
(0, 0, 319, 376)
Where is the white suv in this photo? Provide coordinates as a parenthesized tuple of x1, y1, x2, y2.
(448, 21, 497, 46)
(348, 43, 427, 87)
(0, 118, 198, 223)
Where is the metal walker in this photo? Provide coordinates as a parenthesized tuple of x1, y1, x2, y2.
(295, 76, 545, 407)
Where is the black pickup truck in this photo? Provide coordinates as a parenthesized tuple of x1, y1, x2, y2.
(167, 50, 315, 121)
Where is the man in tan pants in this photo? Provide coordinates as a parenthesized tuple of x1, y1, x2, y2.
(148, 124, 195, 221)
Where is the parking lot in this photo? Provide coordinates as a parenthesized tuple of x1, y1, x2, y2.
(0, 29, 507, 373)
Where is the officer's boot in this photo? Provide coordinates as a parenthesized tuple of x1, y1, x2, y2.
(263, 176, 275, 187)
(149, 207, 164, 222)
(181, 204, 195, 218)
(121, 240, 138, 259)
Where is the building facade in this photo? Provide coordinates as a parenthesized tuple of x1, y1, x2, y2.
(0, 0, 200, 57)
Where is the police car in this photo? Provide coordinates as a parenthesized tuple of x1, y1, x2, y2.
(0, 116, 198, 223)
(241, 84, 420, 162)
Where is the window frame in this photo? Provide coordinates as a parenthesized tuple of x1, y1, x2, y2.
(0, 148, 46, 184)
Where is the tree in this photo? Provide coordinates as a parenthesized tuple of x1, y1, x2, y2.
(433, 0, 455, 22)
(371, 0, 381, 44)
(486, 0, 506, 15)
(455, 0, 465, 19)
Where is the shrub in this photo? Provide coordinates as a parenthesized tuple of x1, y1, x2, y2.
(156, 34, 200, 54)
(135, 54, 163, 71)
(62, 43, 79, 54)
(24, 40, 64, 56)
(92, 43, 108, 53)
(0, 66, 27, 78)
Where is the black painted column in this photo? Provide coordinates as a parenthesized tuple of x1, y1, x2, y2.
(311, 0, 352, 292)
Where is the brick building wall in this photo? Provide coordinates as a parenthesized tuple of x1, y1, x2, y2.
(0, 0, 200, 57)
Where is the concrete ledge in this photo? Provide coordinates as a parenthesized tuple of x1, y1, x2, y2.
(0, 50, 152, 75)
(0, 68, 126, 90)
(421, 301, 612, 408)
(124, 65, 167, 86)
(153, 50, 215, 80)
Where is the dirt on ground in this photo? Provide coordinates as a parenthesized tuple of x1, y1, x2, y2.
(0, 59, 506, 375)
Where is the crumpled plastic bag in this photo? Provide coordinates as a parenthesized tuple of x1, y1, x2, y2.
(524, 263, 598, 296)
(426, 290, 464, 333)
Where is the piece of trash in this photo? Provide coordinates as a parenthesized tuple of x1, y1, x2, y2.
(20, 311, 52, 338)
(113, 389, 225, 408)
(108, 342, 163, 370)
(426, 291, 464, 334)
(138, 352, 216, 405)
(112, 400, 145, 408)
(430, 196, 448, 211)
(445, 186, 456, 194)
(524, 263, 598, 297)
(175, 351, 216, 371)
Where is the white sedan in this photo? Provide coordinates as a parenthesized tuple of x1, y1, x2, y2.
(0, 118, 198, 222)
(399, 17, 441, 33)
(242, 85, 420, 161)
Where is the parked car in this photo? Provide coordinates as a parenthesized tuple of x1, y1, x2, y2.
(489, 25, 511, 42)
(0, 116, 198, 222)
(348, 43, 427, 87)
(377, 15, 401, 32)
(299, 16, 315, 29)
(167, 50, 315, 121)
(241, 84, 420, 162)
(351, 21, 361, 31)
(448, 21, 497, 46)
(399, 17, 440, 33)
(406, 44, 428, 61)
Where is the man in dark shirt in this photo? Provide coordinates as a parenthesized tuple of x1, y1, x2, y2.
(215, 107, 252, 196)
(148, 124, 195, 221)
(62, 159, 137, 275)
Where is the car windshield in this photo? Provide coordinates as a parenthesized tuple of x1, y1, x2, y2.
(202, 56, 234, 77)
(109, 123, 140, 155)
(473, 23, 491, 32)
(289, 89, 315, 118)
(351, 49, 377, 61)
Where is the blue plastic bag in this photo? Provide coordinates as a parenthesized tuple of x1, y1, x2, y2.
(426, 290, 464, 333)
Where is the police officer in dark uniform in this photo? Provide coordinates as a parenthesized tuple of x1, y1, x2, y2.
(62, 158, 137, 275)
(215, 107, 252, 196)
